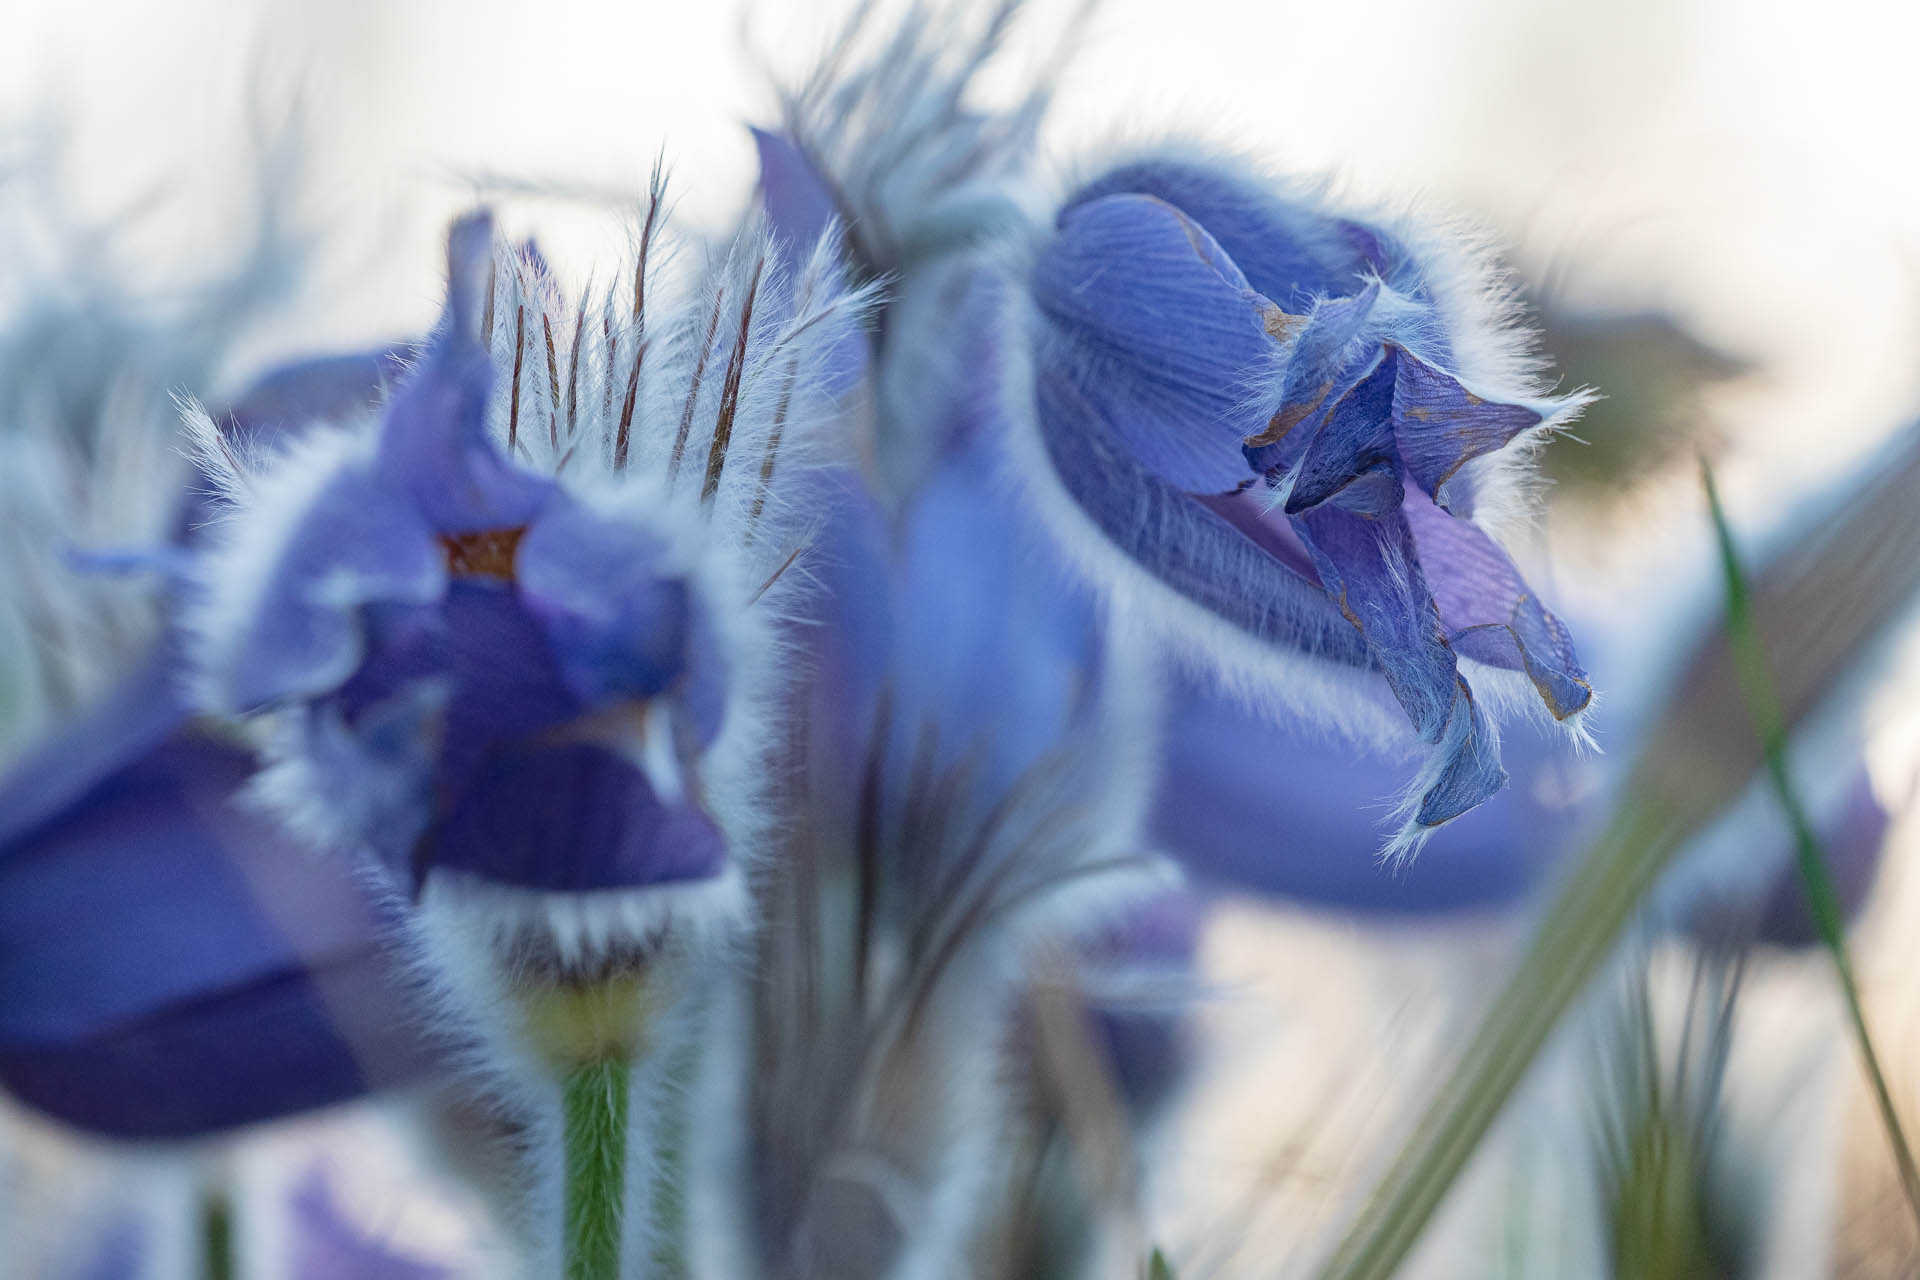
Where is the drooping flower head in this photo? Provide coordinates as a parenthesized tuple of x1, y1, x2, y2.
(187, 191, 870, 999)
(770, 3, 1593, 854)
(1023, 158, 1594, 850)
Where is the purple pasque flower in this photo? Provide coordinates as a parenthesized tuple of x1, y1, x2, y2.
(0, 645, 444, 1138)
(761, 3, 1590, 851)
(188, 199, 869, 980)
(1023, 157, 1593, 849)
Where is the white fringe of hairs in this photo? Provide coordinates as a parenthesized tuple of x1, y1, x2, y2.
(767, 0, 1078, 277)
(0, 389, 183, 744)
(472, 176, 881, 593)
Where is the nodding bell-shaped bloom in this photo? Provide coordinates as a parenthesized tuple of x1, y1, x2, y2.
(763, 5, 1591, 853)
(1024, 159, 1593, 849)
(187, 202, 868, 983)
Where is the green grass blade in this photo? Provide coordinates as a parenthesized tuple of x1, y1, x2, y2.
(1318, 433, 1920, 1280)
(1702, 461, 1920, 1228)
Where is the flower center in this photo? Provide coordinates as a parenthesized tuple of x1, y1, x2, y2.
(440, 526, 527, 581)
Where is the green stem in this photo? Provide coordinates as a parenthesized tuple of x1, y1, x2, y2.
(564, 1057, 632, 1280)
(200, 1191, 234, 1280)
(1703, 464, 1920, 1228)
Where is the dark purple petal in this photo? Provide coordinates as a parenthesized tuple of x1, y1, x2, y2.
(1035, 364, 1371, 668)
(515, 505, 697, 710)
(426, 741, 725, 892)
(375, 214, 555, 535)
(1288, 500, 1455, 740)
(1066, 160, 1397, 310)
(344, 584, 586, 799)
(1282, 346, 1399, 515)
(1390, 345, 1547, 510)
(0, 728, 443, 1137)
(219, 464, 444, 710)
(1033, 193, 1280, 492)
(1244, 283, 1382, 477)
(1401, 488, 1592, 720)
(1154, 677, 1580, 911)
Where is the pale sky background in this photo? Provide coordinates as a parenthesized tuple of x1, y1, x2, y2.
(6, 2, 1920, 1273)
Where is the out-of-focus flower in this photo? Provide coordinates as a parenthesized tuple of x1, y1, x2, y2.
(0, 143, 447, 1139)
(1068, 891, 1204, 1121)
(1154, 677, 1594, 914)
(0, 653, 443, 1137)
(737, 251, 1161, 1278)
(287, 1169, 451, 1280)
(183, 191, 871, 1276)
(1675, 762, 1891, 951)
(1529, 298, 1749, 500)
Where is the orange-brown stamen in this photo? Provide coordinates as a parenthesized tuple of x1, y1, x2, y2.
(441, 526, 528, 580)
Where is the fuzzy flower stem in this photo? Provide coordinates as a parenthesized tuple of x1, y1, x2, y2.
(1702, 462, 1920, 1230)
(563, 1057, 631, 1280)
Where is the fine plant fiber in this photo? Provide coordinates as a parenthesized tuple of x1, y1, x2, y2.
(1701, 460, 1920, 1230)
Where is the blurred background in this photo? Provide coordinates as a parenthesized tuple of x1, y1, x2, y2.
(6, 0, 1920, 1275)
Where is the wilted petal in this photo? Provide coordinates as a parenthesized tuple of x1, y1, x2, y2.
(1289, 500, 1455, 740)
(1282, 346, 1399, 515)
(1390, 345, 1547, 510)
(1033, 193, 1279, 492)
(1413, 684, 1507, 828)
(1248, 283, 1384, 475)
(1401, 488, 1592, 720)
